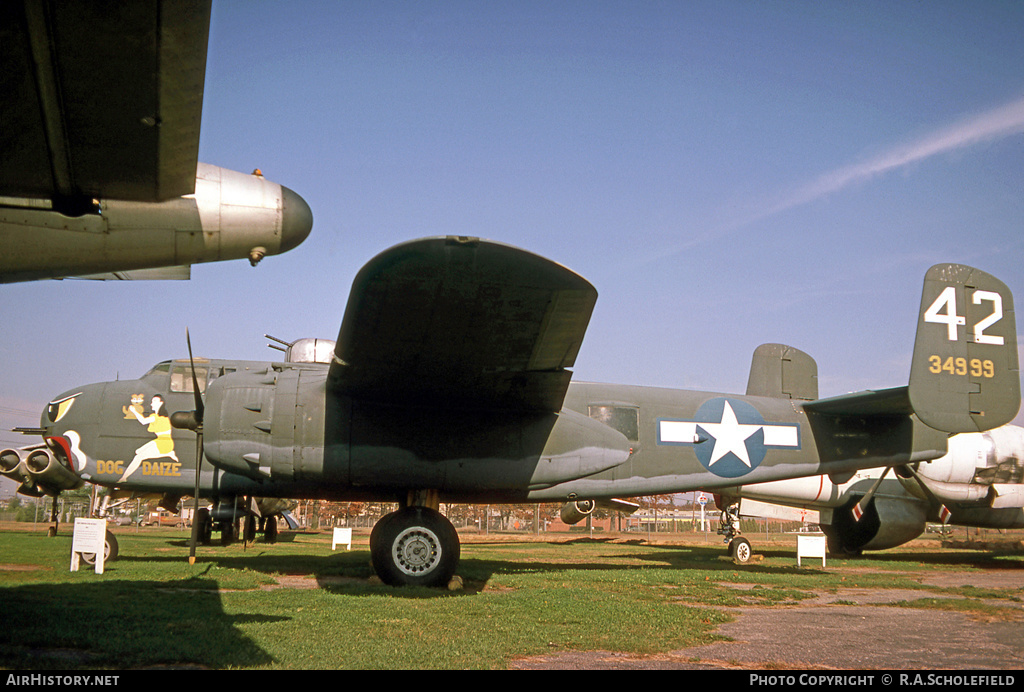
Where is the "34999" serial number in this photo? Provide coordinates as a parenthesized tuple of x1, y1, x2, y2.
(928, 355, 995, 378)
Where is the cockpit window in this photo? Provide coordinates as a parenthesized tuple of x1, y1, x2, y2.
(170, 364, 209, 393)
(588, 405, 639, 442)
(143, 362, 171, 377)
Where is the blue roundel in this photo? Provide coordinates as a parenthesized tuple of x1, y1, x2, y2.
(693, 398, 768, 478)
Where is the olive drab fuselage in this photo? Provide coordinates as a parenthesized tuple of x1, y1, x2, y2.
(32, 357, 955, 506)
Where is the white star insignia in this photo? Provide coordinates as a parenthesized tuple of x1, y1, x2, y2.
(697, 401, 762, 467)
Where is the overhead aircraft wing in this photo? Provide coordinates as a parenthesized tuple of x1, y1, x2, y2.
(0, 0, 210, 203)
(328, 237, 598, 413)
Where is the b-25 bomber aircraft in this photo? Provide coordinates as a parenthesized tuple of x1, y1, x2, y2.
(710, 424, 1024, 560)
(3, 236, 1018, 586)
(0, 1, 313, 282)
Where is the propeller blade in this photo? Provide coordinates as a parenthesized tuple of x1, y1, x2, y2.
(184, 328, 205, 564)
(188, 429, 203, 564)
(852, 467, 890, 522)
(185, 329, 204, 423)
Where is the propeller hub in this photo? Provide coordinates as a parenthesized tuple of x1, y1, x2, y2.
(170, 410, 200, 432)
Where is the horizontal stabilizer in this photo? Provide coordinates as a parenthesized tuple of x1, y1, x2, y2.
(802, 386, 911, 417)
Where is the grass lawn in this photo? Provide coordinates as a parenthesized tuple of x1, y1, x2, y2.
(0, 524, 1020, 669)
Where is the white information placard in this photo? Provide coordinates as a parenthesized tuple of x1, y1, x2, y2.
(797, 534, 827, 567)
(332, 527, 352, 550)
(71, 517, 108, 574)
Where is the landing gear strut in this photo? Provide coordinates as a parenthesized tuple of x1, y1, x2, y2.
(718, 503, 752, 564)
(370, 495, 460, 587)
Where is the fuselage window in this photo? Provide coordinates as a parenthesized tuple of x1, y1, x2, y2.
(588, 405, 639, 442)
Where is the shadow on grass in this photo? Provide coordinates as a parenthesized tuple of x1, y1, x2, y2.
(0, 577, 281, 669)
(64, 531, 1024, 606)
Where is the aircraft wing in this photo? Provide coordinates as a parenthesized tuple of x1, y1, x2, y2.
(328, 237, 598, 412)
(0, 1, 210, 203)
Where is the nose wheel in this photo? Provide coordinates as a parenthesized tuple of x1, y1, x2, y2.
(718, 502, 754, 564)
(370, 506, 460, 587)
(729, 536, 752, 564)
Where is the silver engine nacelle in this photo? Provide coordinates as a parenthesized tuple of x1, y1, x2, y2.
(906, 426, 1024, 509)
(560, 499, 596, 525)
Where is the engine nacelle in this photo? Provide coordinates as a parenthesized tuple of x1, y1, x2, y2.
(918, 426, 1023, 485)
(820, 495, 926, 554)
(909, 426, 1024, 508)
(559, 499, 596, 525)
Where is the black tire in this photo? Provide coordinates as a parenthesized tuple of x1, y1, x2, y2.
(243, 516, 257, 542)
(220, 521, 238, 546)
(264, 516, 278, 543)
(195, 508, 213, 545)
(370, 507, 460, 587)
(82, 531, 119, 564)
(730, 536, 752, 564)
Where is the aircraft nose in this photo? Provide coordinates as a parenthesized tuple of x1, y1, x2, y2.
(280, 186, 314, 253)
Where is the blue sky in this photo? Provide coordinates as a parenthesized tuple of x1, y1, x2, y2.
(2, 1, 1023, 478)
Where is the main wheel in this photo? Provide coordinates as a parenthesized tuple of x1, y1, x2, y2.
(243, 516, 257, 542)
(370, 507, 460, 587)
(264, 516, 278, 543)
(82, 530, 119, 565)
(195, 508, 213, 546)
(730, 536, 752, 564)
(220, 521, 238, 546)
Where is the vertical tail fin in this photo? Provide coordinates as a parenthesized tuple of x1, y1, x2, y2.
(909, 264, 1019, 433)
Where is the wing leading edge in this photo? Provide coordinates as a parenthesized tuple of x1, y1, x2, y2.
(328, 237, 597, 413)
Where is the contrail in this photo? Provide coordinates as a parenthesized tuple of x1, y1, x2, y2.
(762, 94, 1024, 220)
(634, 95, 1024, 266)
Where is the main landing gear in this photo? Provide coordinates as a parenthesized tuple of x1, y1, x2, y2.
(199, 500, 280, 546)
(718, 503, 753, 564)
(369, 492, 460, 588)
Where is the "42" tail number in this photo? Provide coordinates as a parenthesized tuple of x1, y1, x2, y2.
(924, 286, 1004, 345)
